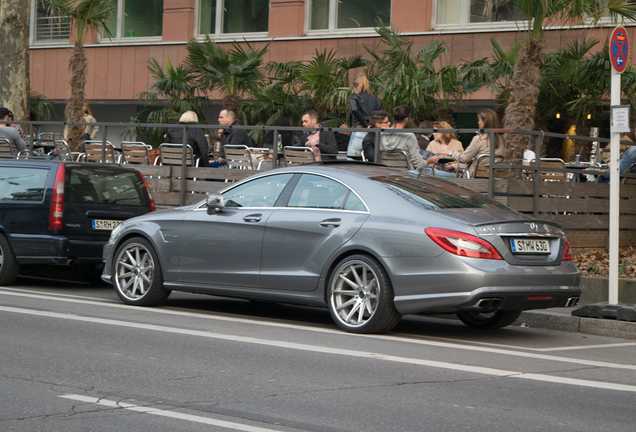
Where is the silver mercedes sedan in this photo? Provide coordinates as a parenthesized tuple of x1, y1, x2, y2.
(102, 164, 581, 334)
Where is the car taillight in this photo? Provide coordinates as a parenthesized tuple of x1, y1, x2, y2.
(48, 164, 65, 230)
(562, 240, 572, 261)
(140, 174, 155, 212)
(425, 228, 503, 260)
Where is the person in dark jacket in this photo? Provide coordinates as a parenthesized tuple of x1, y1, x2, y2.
(216, 109, 252, 165)
(349, 74, 383, 128)
(164, 111, 209, 166)
(299, 110, 338, 160)
(348, 74, 382, 159)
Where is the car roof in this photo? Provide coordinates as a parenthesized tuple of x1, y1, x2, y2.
(0, 159, 141, 174)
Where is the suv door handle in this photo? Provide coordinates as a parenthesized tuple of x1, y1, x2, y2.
(243, 214, 262, 223)
(320, 218, 341, 228)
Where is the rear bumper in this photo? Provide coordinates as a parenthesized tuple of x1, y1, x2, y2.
(9, 233, 106, 265)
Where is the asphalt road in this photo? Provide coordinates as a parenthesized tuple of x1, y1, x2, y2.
(1, 276, 636, 432)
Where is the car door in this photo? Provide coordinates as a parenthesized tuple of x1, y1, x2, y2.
(178, 173, 294, 287)
(260, 173, 369, 292)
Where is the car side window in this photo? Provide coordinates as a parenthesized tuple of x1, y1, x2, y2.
(0, 167, 48, 202)
(287, 174, 363, 210)
(223, 174, 294, 208)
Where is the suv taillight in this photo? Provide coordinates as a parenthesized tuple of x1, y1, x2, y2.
(48, 164, 65, 230)
(141, 174, 155, 212)
(425, 228, 503, 260)
(562, 240, 573, 261)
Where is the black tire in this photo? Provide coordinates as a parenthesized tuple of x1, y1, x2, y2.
(456, 310, 522, 329)
(328, 254, 401, 334)
(0, 234, 19, 286)
(112, 237, 170, 306)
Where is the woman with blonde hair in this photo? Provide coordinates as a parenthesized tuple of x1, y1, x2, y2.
(448, 109, 505, 177)
(426, 121, 464, 173)
(347, 73, 383, 159)
(164, 110, 209, 166)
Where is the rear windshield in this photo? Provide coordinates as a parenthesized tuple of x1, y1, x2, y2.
(0, 167, 49, 202)
(65, 166, 150, 207)
(370, 174, 509, 210)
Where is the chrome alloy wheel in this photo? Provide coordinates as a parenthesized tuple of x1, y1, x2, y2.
(114, 242, 155, 300)
(330, 260, 380, 328)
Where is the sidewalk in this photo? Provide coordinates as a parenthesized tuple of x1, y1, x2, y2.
(515, 307, 636, 340)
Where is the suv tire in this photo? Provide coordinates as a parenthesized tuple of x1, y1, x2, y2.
(0, 234, 19, 285)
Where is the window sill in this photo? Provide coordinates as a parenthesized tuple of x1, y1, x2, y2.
(98, 36, 163, 45)
(194, 32, 269, 41)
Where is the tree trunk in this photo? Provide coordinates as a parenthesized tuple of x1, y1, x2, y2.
(0, 0, 31, 121)
(65, 43, 88, 152)
(502, 39, 542, 179)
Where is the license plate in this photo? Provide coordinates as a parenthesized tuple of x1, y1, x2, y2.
(92, 219, 121, 231)
(510, 238, 550, 254)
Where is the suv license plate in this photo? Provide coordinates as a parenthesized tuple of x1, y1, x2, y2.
(510, 238, 550, 254)
(92, 219, 121, 231)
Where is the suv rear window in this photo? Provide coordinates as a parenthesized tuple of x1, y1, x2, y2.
(0, 167, 49, 202)
(65, 166, 149, 207)
(371, 174, 509, 210)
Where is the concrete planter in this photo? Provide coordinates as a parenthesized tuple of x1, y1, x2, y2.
(579, 277, 636, 305)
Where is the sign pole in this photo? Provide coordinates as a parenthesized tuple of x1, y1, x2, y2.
(609, 69, 620, 305)
(608, 26, 629, 305)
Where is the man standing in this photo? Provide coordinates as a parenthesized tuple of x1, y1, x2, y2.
(0, 107, 27, 155)
(299, 110, 338, 161)
(215, 109, 252, 166)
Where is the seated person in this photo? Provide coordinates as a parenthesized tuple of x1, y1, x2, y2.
(299, 110, 338, 161)
(598, 136, 636, 183)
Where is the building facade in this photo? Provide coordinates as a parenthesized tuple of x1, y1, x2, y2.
(25, 0, 636, 139)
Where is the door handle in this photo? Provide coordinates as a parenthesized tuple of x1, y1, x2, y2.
(320, 218, 341, 228)
(243, 214, 262, 223)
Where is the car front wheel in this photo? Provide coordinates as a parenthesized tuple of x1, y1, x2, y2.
(0, 234, 19, 285)
(456, 310, 522, 329)
(328, 255, 401, 334)
(112, 237, 170, 306)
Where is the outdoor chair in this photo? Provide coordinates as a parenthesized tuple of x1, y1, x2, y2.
(283, 146, 315, 166)
(0, 138, 15, 159)
(470, 154, 504, 179)
(52, 140, 82, 162)
(378, 150, 413, 170)
(120, 142, 152, 165)
(623, 163, 636, 185)
(157, 143, 198, 167)
(224, 145, 255, 170)
(532, 158, 566, 182)
(82, 141, 117, 163)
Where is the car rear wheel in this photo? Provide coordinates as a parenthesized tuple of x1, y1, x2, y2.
(0, 234, 19, 285)
(456, 310, 522, 329)
(328, 255, 401, 334)
(112, 237, 170, 306)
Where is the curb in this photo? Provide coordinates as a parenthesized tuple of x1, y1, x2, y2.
(516, 310, 636, 340)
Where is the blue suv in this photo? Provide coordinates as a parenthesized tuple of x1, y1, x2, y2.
(0, 160, 154, 284)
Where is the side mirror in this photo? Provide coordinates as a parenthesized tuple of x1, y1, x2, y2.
(206, 194, 225, 214)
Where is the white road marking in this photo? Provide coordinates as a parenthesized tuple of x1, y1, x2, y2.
(59, 394, 284, 432)
(2, 305, 636, 393)
(1, 288, 636, 371)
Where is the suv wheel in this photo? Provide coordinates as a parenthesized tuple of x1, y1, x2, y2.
(112, 237, 170, 305)
(0, 234, 19, 285)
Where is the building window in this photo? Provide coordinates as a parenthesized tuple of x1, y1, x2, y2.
(31, 0, 70, 43)
(308, 0, 391, 32)
(199, 0, 269, 35)
(104, 0, 163, 39)
(436, 0, 524, 28)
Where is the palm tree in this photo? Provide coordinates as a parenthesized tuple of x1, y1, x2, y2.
(129, 58, 210, 142)
(185, 37, 269, 113)
(50, 0, 114, 151)
(485, 0, 636, 177)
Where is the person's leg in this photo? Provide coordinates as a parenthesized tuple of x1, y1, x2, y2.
(619, 146, 636, 173)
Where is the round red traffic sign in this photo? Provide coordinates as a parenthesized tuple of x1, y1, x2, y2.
(610, 26, 629, 74)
